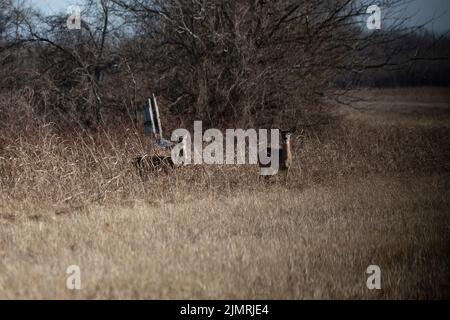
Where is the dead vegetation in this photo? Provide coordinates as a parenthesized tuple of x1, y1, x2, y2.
(1, 0, 449, 300)
(0, 87, 449, 299)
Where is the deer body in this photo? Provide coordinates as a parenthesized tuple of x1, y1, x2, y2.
(258, 130, 293, 181)
(133, 154, 175, 177)
(281, 136, 293, 173)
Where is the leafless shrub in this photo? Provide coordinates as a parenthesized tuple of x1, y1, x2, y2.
(2, 0, 445, 128)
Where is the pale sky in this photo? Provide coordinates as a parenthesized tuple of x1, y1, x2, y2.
(33, 0, 450, 33)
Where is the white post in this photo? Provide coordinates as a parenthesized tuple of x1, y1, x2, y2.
(144, 98, 157, 137)
(152, 94, 163, 139)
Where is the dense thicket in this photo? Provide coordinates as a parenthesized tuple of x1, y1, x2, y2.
(0, 0, 449, 130)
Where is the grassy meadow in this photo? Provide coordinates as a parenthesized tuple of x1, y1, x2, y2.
(0, 87, 449, 299)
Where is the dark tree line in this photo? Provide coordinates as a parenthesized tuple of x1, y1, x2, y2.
(353, 31, 450, 87)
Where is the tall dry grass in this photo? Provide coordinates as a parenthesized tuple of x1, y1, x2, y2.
(0, 88, 449, 299)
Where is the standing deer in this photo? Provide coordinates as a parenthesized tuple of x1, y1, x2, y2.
(133, 153, 175, 176)
(258, 128, 295, 182)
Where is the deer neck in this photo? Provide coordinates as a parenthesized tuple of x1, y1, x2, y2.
(281, 139, 291, 158)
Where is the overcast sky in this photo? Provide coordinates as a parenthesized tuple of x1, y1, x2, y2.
(34, 0, 450, 33)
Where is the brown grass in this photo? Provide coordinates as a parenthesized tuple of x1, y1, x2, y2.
(0, 87, 449, 299)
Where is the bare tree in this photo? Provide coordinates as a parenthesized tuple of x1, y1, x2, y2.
(109, 0, 429, 127)
(1, 0, 448, 129)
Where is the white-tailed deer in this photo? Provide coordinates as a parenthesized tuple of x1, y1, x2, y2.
(258, 128, 295, 182)
(133, 136, 185, 178)
(133, 153, 175, 177)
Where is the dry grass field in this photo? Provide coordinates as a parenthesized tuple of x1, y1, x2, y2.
(0, 87, 449, 299)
